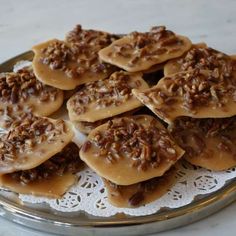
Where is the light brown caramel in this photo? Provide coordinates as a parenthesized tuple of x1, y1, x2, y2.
(99, 26, 191, 72)
(32, 26, 118, 90)
(73, 108, 139, 134)
(67, 71, 149, 122)
(169, 117, 236, 171)
(0, 115, 74, 174)
(80, 115, 184, 185)
(0, 67, 63, 116)
(32, 25, 119, 90)
(133, 69, 236, 124)
(0, 142, 82, 198)
(103, 167, 176, 208)
(0, 172, 76, 198)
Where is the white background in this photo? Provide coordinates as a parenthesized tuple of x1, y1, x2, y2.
(0, 0, 236, 235)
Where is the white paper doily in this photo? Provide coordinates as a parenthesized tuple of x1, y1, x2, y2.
(18, 161, 236, 217)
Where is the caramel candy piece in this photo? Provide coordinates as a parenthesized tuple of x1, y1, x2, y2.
(0, 143, 82, 198)
(0, 67, 63, 116)
(103, 167, 176, 208)
(73, 108, 139, 134)
(0, 114, 73, 174)
(164, 44, 235, 76)
(133, 69, 236, 124)
(67, 71, 149, 122)
(80, 115, 184, 185)
(99, 26, 192, 72)
(169, 117, 236, 171)
(0, 173, 75, 198)
(32, 25, 118, 90)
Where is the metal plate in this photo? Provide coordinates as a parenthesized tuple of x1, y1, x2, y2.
(0, 51, 236, 235)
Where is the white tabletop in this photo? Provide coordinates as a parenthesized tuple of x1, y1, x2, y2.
(0, 0, 236, 235)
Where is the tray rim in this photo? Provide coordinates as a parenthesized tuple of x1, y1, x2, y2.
(1, 51, 236, 234)
(1, 177, 236, 226)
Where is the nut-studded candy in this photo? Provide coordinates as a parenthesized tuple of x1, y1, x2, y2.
(99, 26, 192, 72)
(164, 44, 236, 76)
(32, 25, 118, 90)
(0, 114, 73, 174)
(0, 67, 63, 116)
(133, 69, 236, 124)
(0, 143, 83, 198)
(67, 71, 149, 122)
(103, 167, 176, 208)
(169, 117, 236, 171)
(80, 115, 184, 185)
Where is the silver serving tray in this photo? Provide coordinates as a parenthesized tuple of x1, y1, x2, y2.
(1, 51, 236, 236)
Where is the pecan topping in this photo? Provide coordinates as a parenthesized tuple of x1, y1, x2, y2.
(0, 114, 66, 166)
(178, 47, 236, 76)
(10, 143, 81, 184)
(68, 71, 143, 115)
(140, 68, 236, 113)
(66, 24, 118, 49)
(116, 26, 181, 62)
(91, 117, 178, 171)
(0, 67, 59, 104)
(99, 25, 191, 72)
(39, 25, 118, 78)
(0, 105, 33, 129)
(41, 41, 74, 70)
